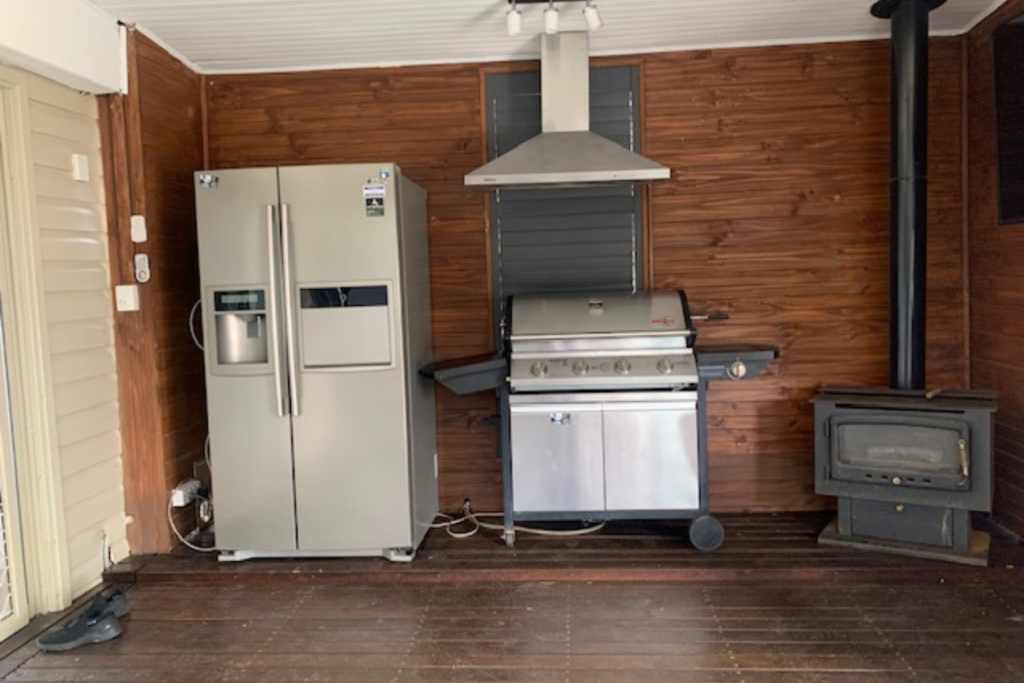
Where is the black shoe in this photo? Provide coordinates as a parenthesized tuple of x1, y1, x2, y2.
(83, 589, 130, 620)
(37, 611, 123, 652)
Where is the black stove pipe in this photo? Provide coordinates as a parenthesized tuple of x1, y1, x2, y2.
(871, 0, 945, 391)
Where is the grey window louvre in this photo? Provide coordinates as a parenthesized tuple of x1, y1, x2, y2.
(487, 66, 644, 337)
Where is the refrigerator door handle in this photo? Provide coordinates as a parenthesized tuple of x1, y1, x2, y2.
(281, 202, 302, 417)
(266, 204, 287, 418)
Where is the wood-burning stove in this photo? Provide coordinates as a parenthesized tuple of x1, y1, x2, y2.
(814, 0, 998, 565)
(815, 388, 996, 564)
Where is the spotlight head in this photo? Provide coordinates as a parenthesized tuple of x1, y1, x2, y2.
(583, 1, 603, 31)
(506, 5, 523, 36)
(544, 5, 560, 34)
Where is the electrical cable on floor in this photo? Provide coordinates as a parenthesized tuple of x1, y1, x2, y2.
(431, 507, 605, 540)
(431, 512, 481, 539)
(188, 298, 204, 350)
(167, 493, 217, 553)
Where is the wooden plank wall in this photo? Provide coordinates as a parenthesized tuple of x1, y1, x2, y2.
(966, 0, 1024, 537)
(645, 39, 967, 510)
(203, 39, 967, 515)
(204, 65, 500, 511)
(101, 31, 207, 553)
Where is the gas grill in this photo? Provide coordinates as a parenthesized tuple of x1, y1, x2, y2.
(501, 291, 722, 550)
(423, 290, 777, 553)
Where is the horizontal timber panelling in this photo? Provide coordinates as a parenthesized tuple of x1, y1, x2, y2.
(967, 0, 1024, 537)
(205, 63, 497, 512)
(103, 31, 207, 553)
(645, 39, 967, 512)
(201, 39, 967, 515)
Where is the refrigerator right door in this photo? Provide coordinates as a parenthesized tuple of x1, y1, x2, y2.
(278, 164, 414, 552)
(195, 167, 298, 552)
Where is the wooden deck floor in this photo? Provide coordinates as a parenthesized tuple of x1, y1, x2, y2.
(4, 514, 1023, 682)
(6, 579, 1024, 682)
(106, 512, 1022, 586)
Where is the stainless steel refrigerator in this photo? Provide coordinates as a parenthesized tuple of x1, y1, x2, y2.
(194, 163, 437, 561)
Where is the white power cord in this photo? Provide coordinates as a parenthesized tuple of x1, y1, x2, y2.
(188, 298, 204, 350)
(432, 505, 606, 539)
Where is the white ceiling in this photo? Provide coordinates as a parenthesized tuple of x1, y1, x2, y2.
(88, 0, 1007, 74)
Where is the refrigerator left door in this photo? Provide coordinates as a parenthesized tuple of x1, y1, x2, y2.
(195, 167, 298, 552)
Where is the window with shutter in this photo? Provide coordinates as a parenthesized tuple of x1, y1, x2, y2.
(486, 66, 644, 337)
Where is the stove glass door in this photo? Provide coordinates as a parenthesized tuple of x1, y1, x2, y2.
(831, 414, 970, 490)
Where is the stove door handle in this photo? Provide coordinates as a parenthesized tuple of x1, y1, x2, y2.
(958, 439, 969, 484)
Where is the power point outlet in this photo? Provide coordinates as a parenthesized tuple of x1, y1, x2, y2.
(171, 479, 201, 507)
(114, 284, 140, 312)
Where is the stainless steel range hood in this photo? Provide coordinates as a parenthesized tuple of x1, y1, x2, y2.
(464, 32, 670, 188)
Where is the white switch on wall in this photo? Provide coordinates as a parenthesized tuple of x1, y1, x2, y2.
(134, 254, 151, 283)
(71, 154, 90, 182)
(130, 215, 148, 243)
(115, 284, 140, 312)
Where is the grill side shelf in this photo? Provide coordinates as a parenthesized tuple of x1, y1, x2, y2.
(420, 353, 507, 395)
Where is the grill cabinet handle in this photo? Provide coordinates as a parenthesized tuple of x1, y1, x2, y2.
(550, 413, 571, 425)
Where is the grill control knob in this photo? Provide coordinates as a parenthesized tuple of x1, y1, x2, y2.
(572, 360, 588, 376)
(530, 361, 549, 377)
(727, 361, 748, 380)
(657, 357, 675, 374)
(614, 358, 631, 375)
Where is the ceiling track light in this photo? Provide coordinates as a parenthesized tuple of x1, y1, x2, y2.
(505, 0, 603, 35)
(544, 0, 560, 35)
(583, 0, 603, 32)
(507, 0, 522, 36)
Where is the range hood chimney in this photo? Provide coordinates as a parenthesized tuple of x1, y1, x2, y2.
(872, 0, 946, 391)
(465, 32, 670, 188)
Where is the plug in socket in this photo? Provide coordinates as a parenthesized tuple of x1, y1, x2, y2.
(171, 479, 201, 507)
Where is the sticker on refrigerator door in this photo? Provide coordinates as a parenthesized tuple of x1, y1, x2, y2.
(363, 184, 386, 217)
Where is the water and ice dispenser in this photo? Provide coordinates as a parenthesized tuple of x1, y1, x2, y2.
(212, 289, 269, 369)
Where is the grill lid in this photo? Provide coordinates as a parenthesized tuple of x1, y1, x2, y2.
(510, 291, 691, 340)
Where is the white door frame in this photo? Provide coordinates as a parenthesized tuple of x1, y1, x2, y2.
(0, 66, 73, 619)
(0, 286, 30, 640)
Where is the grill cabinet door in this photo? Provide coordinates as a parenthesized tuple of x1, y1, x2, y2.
(510, 403, 604, 512)
(603, 402, 699, 510)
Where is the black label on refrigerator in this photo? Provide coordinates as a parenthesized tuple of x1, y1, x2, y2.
(365, 197, 385, 217)
(300, 286, 388, 309)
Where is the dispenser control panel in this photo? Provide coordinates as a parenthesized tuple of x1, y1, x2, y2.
(215, 290, 265, 312)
